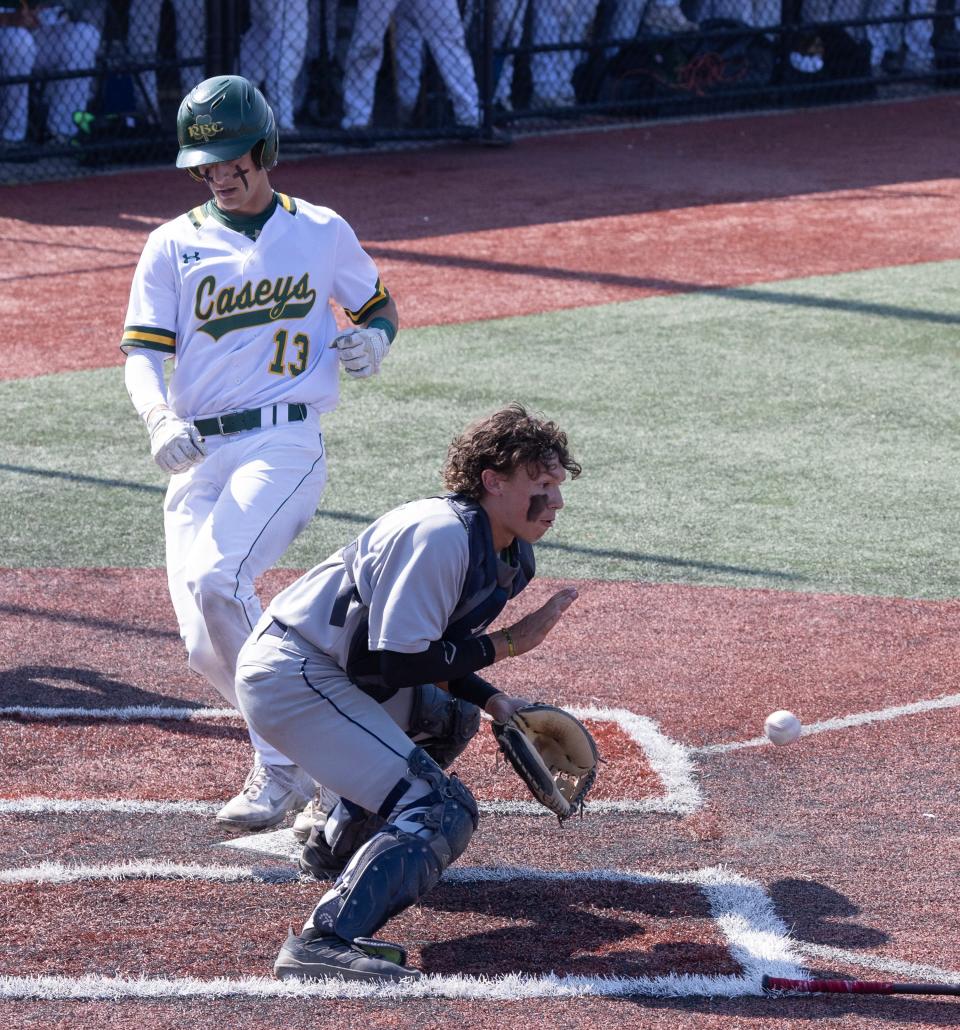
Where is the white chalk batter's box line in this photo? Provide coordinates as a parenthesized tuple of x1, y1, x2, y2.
(7, 693, 957, 820)
(7, 690, 960, 755)
(3, 861, 957, 999)
(692, 692, 960, 753)
(0, 863, 807, 1000)
(0, 705, 704, 817)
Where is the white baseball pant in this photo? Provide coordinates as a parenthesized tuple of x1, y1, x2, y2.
(341, 0, 479, 128)
(127, 0, 206, 116)
(239, 0, 310, 130)
(164, 417, 326, 765)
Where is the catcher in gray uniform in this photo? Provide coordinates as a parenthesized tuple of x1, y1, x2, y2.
(234, 403, 582, 982)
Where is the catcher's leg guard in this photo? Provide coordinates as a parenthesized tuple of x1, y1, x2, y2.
(307, 746, 479, 943)
(299, 684, 482, 880)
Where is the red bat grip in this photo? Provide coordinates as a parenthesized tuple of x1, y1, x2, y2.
(763, 976, 895, 994)
(763, 975, 960, 995)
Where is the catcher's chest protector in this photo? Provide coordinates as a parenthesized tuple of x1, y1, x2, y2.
(343, 496, 535, 694)
(441, 494, 535, 638)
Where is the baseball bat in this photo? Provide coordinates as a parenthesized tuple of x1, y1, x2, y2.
(762, 974, 960, 997)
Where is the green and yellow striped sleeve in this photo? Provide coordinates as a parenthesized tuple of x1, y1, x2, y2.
(276, 192, 298, 214)
(343, 278, 390, 325)
(120, 325, 176, 355)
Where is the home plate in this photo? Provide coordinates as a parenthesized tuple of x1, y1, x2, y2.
(217, 827, 301, 861)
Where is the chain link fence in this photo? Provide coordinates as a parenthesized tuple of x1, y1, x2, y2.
(2, 0, 958, 182)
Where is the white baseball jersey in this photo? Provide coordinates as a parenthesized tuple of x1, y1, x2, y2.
(121, 192, 387, 419)
(268, 497, 470, 666)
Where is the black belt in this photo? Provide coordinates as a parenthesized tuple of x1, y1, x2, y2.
(194, 404, 307, 437)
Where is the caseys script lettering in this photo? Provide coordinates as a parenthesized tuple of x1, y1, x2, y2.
(193, 273, 318, 339)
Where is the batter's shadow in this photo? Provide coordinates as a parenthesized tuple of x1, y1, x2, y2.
(0, 665, 243, 742)
(768, 878, 889, 949)
(414, 878, 955, 1024)
(415, 877, 740, 979)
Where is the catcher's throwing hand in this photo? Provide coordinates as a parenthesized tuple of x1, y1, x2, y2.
(492, 703, 599, 823)
(331, 326, 390, 378)
(501, 587, 578, 659)
(147, 406, 207, 474)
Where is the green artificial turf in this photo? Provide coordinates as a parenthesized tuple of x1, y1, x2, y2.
(2, 260, 957, 599)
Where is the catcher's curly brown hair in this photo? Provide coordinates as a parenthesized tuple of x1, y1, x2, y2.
(442, 403, 582, 501)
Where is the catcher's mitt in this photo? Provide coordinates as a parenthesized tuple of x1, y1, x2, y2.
(491, 703, 599, 823)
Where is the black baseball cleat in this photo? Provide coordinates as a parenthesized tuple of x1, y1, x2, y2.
(273, 929, 421, 982)
(298, 827, 348, 881)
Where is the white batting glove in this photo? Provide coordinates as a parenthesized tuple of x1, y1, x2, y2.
(331, 326, 391, 378)
(146, 406, 207, 474)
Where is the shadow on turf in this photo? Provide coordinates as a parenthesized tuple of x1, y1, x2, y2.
(0, 462, 166, 494)
(0, 603, 180, 640)
(0, 463, 373, 530)
(0, 664, 243, 741)
(365, 248, 960, 327)
(415, 876, 959, 1022)
(538, 538, 803, 581)
(769, 878, 888, 949)
(417, 878, 739, 979)
(625, 995, 960, 1023)
(0, 461, 801, 582)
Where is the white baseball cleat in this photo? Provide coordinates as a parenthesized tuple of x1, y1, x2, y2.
(291, 783, 340, 843)
(216, 758, 315, 832)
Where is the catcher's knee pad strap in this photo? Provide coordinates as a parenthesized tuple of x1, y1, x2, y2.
(387, 747, 478, 866)
(374, 744, 447, 820)
(311, 751, 478, 942)
(325, 800, 384, 862)
(410, 682, 481, 768)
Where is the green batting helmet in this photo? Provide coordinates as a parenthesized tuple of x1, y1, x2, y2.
(175, 75, 279, 178)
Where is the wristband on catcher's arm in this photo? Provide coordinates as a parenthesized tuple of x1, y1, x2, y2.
(447, 672, 501, 708)
(377, 635, 495, 690)
(366, 316, 397, 343)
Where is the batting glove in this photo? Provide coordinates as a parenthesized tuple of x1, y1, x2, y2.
(147, 406, 207, 475)
(331, 326, 390, 378)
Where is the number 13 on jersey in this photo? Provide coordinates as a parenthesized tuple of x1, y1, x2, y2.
(269, 329, 309, 377)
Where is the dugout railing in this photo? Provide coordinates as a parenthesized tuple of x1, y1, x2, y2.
(1, 0, 958, 183)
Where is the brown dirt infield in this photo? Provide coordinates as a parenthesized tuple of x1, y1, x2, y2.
(1, 707, 661, 804)
(2, 569, 956, 744)
(0, 877, 736, 980)
(2, 97, 960, 1028)
(2, 96, 960, 379)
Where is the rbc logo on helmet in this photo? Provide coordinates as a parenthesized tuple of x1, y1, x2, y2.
(188, 116, 224, 141)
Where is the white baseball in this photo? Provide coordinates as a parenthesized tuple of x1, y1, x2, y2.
(764, 709, 802, 745)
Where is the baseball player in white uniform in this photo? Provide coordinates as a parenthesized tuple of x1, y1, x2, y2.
(340, 0, 479, 130)
(234, 403, 581, 981)
(0, 1, 102, 145)
(121, 75, 399, 832)
(126, 0, 206, 119)
(239, 0, 310, 131)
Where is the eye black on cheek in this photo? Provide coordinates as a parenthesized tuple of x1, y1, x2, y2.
(526, 494, 548, 521)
